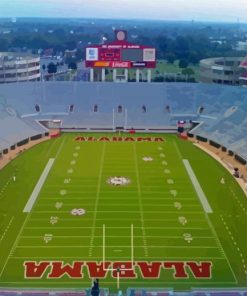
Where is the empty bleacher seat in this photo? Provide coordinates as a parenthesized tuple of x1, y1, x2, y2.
(0, 81, 246, 159)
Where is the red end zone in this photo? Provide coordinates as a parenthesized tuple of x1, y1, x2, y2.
(74, 136, 165, 142)
(24, 261, 213, 280)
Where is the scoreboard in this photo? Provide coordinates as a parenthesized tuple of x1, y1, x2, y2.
(85, 31, 156, 69)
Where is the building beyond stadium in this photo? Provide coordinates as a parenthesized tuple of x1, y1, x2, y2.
(0, 52, 40, 83)
(199, 56, 247, 86)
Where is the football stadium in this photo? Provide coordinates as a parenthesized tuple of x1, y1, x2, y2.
(0, 80, 247, 296)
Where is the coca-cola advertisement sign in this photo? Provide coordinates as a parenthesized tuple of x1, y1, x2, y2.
(111, 61, 131, 68)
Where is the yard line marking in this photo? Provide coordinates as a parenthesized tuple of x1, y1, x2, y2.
(23, 159, 55, 213)
(0, 174, 15, 196)
(46, 184, 98, 187)
(31, 210, 205, 214)
(45, 136, 58, 157)
(54, 138, 66, 159)
(0, 214, 30, 278)
(205, 213, 238, 283)
(28, 217, 207, 222)
(41, 195, 196, 199)
(173, 140, 183, 160)
(25, 226, 210, 230)
(20, 235, 216, 239)
(102, 224, 135, 272)
(133, 143, 149, 257)
(88, 143, 106, 256)
(182, 159, 213, 214)
(55, 205, 201, 209)
(0, 139, 66, 279)
(230, 187, 247, 216)
(16, 245, 221, 249)
(35, 201, 200, 206)
(174, 146, 237, 282)
(220, 215, 247, 278)
(11, 256, 225, 259)
(0, 216, 14, 244)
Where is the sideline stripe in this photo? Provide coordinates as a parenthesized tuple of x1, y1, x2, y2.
(23, 159, 55, 213)
(182, 159, 213, 214)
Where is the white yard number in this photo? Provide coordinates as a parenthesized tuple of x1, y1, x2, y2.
(64, 178, 71, 184)
(43, 234, 53, 244)
(50, 216, 59, 225)
(170, 190, 177, 197)
(71, 208, 86, 216)
(55, 202, 63, 210)
(174, 202, 182, 210)
(183, 233, 193, 243)
(178, 216, 187, 226)
(167, 179, 174, 184)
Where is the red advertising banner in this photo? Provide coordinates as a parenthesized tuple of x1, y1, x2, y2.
(111, 61, 131, 68)
(92, 61, 131, 68)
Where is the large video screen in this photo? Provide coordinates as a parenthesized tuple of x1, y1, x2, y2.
(121, 49, 143, 61)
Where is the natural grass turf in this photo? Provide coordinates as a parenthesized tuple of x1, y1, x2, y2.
(0, 133, 246, 292)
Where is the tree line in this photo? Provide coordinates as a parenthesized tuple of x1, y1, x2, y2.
(0, 21, 245, 66)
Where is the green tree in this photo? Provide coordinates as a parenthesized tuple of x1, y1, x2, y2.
(179, 59, 188, 69)
(166, 52, 176, 64)
(47, 62, 57, 74)
(181, 68, 195, 77)
(68, 62, 77, 70)
(0, 38, 9, 51)
(75, 49, 85, 61)
(153, 76, 164, 82)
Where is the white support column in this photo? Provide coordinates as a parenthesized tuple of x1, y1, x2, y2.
(101, 68, 106, 82)
(136, 69, 140, 82)
(90, 68, 94, 82)
(124, 69, 128, 82)
(112, 108, 115, 130)
(124, 108, 128, 130)
(113, 69, 117, 82)
(147, 69, 152, 83)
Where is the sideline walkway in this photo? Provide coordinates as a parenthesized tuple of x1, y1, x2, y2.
(192, 140, 247, 197)
(0, 136, 50, 170)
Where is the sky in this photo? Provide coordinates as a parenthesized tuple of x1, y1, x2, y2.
(0, 0, 247, 23)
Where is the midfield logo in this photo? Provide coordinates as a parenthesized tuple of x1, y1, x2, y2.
(24, 261, 212, 279)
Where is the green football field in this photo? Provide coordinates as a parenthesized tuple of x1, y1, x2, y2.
(0, 133, 247, 292)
